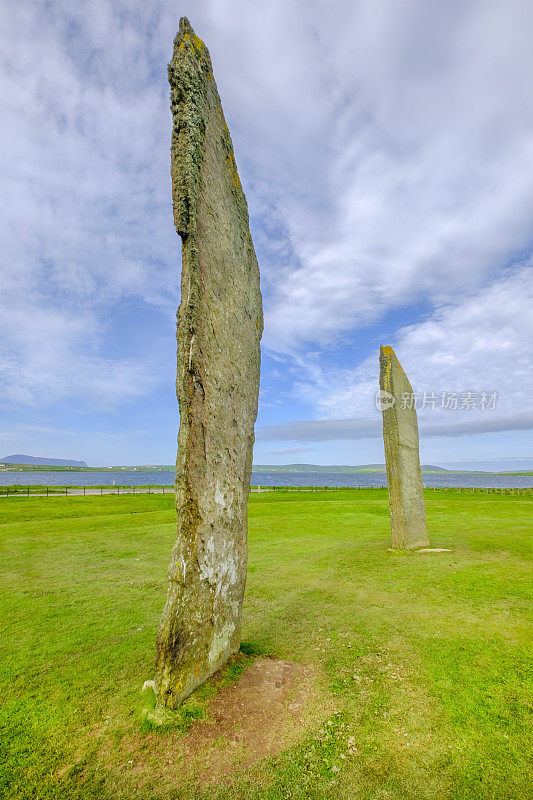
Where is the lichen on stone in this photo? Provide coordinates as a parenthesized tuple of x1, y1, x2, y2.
(155, 17, 263, 709)
(379, 346, 429, 551)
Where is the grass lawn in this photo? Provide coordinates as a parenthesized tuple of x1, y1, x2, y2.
(1, 490, 531, 799)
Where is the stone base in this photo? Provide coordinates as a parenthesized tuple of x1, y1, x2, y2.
(387, 547, 452, 553)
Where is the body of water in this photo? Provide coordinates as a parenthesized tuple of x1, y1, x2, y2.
(252, 471, 533, 489)
(0, 470, 532, 489)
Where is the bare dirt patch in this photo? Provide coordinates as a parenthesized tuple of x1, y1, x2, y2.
(99, 656, 323, 790)
(181, 657, 316, 783)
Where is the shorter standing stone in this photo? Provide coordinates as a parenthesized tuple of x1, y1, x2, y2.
(379, 346, 430, 550)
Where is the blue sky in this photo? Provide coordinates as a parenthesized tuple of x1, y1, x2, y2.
(1, 0, 532, 469)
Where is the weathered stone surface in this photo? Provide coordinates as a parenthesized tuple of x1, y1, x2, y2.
(379, 346, 429, 550)
(154, 18, 263, 708)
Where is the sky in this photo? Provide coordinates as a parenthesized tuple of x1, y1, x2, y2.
(1, 0, 532, 469)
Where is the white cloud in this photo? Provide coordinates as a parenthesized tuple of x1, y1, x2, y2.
(257, 411, 533, 444)
(0, 1, 174, 407)
(290, 263, 533, 432)
(0, 300, 155, 408)
(1, 0, 532, 431)
(242, 0, 533, 352)
(267, 446, 314, 456)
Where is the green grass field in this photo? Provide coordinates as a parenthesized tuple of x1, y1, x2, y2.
(1, 490, 531, 799)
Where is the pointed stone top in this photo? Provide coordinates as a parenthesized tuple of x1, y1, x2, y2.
(379, 345, 411, 390)
(172, 17, 210, 66)
(178, 16, 202, 44)
(179, 16, 193, 35)
(380, 344, 395, 358)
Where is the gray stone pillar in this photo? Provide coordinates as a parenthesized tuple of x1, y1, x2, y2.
(155, 18, 263, 708)
(379, 346, 429, 550)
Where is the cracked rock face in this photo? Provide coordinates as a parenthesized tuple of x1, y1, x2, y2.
(155, 17, 263, 708)
(379, 346, 429, 551)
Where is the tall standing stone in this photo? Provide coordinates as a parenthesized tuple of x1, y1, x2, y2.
(155, 18, 263, 709)
(379, 346, 429, 550)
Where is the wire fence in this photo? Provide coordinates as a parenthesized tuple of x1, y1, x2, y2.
(253, 485, 532, 495)
(0, 484, 170, 497)
(0, 484, 531, 498)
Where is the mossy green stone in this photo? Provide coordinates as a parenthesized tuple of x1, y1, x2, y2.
(154, 18, 263, 708)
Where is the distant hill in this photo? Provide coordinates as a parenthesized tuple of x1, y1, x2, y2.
(438, 457, 533, 473)
(252, 463, 449, 473)
(0, 454, 87, 467)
